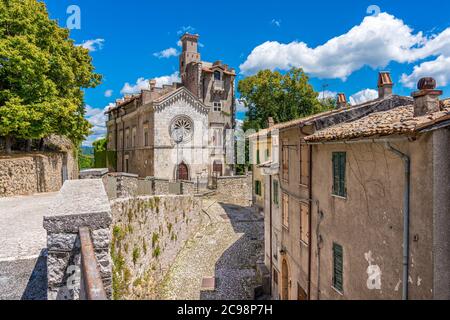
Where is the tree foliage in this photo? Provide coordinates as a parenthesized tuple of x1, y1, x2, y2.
(0, 0, 101, 146)
(238, 68, 333, 131)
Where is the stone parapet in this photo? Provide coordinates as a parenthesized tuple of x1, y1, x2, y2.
(43, 179, 112, 300)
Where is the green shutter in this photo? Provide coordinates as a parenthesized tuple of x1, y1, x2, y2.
(273, 180, 279, 205)
(333, 243, 344, 292)
(255, 180, 262, 196)
(332, 152, 347, 197)
(257, 149, 260, 165)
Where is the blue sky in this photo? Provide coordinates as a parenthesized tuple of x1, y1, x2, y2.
(43, 0, 450, 145)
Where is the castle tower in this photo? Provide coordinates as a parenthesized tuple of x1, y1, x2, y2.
(179, 33, 200, 84)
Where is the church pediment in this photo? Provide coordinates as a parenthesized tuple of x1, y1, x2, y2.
(153, 87, 209, 114)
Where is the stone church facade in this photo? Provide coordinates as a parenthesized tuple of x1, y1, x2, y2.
(105, 34, 236, 181)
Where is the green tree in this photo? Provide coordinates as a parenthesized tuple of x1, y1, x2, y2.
(0, 0, 101, 153)
(93, 137, 107, 168)
(238, 68, 332, 132)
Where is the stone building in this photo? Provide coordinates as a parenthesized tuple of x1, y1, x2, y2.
(105, 34, 236, 181)
(255, 72, 450, 300)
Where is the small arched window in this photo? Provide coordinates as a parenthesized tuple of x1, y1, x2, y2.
(214, 70, 221, 81)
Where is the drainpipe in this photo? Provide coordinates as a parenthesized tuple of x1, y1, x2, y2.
(385, 142, 411, 300)
(269, 174, 273, 297)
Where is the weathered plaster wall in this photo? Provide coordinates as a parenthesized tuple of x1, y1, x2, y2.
(110, 195, 203, 299)
(276, 126, 311, 300)
(432, 128, 450, 300)
(0, 152, 77, 197)
(310, 135, 434, 300)
(215, 174, 253, 207)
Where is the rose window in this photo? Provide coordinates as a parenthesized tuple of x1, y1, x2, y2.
(170, 116, 194, 143)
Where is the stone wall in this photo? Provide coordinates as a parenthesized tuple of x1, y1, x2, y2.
(0, 152, 77, 197)
(215, 174, 253, 207)
(153, 178, 170, 195)
(110, 195, 203, 299)
(43, 179, 112, 300)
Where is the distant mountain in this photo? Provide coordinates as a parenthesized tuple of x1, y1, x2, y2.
(81, 146, 94, 155)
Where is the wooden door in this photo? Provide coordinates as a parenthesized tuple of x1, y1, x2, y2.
(178, 162, 189, 181)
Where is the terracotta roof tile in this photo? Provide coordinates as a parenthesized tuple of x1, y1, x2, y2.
(305, 104, 450, 143)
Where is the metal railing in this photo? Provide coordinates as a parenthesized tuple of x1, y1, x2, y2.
(79, 227, 108, 300)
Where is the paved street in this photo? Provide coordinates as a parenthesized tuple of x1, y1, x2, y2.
(0, 192, 57, 300)
(158, 200, 265, 300)
(0, 192, 57, 261)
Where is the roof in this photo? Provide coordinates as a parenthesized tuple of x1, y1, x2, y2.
(248, 95, 413, 138)
(305, 104, 450, 143)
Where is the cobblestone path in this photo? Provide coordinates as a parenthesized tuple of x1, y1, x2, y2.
(158, 199, 264, 300)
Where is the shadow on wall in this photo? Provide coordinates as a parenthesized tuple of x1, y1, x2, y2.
(199, 203, 265, 300)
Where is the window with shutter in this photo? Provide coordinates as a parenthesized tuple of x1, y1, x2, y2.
(273, 180, 279, 206)
(300, 143, 310, 186)
(255, 180, 262, 196)
(332, 152, 347, 197)
(300, 202, 309, 245)
(282, 193, 289, 228)
(282, 141, 289, 181)
(333, 243, 344, 292)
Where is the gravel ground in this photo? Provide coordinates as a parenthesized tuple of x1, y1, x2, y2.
(158, 200, 264, 300)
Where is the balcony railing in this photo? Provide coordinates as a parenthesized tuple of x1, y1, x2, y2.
(213, 80, 225, 91)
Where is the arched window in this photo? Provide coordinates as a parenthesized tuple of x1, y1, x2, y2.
(214, 70, 221, 81)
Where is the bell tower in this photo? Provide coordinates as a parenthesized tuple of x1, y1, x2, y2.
(179, 33, 200, 84)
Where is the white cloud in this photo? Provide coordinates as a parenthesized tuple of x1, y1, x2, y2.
(400, 55, 450, 88)
(240, 13, 450, 81)
(235, 99, 248, 112)
(120, 72, 181, 95)
(78, 39, 105, 52)
(319, 90, 337, 100)
(349, 89, 378, 105)
(83, 103, 115, 146)
(177, 26, 195, 35)
(153, 47, 179, 59)
(271, 19, 281, 27)
(104, 90, 113, 97)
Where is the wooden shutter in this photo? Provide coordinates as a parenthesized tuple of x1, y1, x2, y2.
(300, 202, 310, 244)
(273, 180, 279, 205)
(333, 243, 344, 292)
(332, 152, 346, 197)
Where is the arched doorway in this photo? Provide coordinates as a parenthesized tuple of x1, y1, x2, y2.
(213, 160, 223, 177)
(177, 162, 189, 181)
(281, 258, 290, 300)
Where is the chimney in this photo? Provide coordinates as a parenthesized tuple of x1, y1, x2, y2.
(378, 71, 393, 99)
(268, 117, 275, 128)
(336, 93, 347, 109)
(412, 77, 442, 117)
(149, 79, 157, 91)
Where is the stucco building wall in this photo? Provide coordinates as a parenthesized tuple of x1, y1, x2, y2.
(310, 134, 435, 300)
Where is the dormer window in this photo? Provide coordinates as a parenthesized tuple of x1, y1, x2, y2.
(214, 70, 221, 81)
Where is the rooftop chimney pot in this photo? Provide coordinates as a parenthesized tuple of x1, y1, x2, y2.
(378, 72, 394, 99)
(336, 93, 347, 109)
(412, 77, 442, 117)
